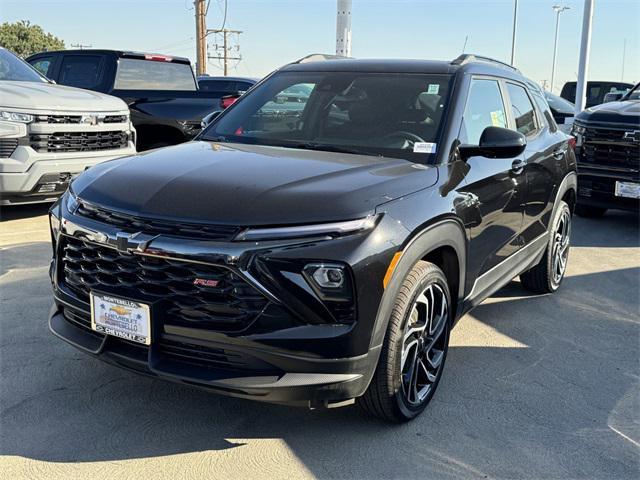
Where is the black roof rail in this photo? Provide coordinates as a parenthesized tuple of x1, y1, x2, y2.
(293, 53, 352, 64)
(451, 54, 519, 72)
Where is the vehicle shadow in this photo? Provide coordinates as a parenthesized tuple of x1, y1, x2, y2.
(0, 240, 638, 478)
(0, 203, 52, 222)
(571, 210, 639, 248)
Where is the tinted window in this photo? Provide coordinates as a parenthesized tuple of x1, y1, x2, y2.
(544, 91, 574, 114)
(30, 57, 53, 77)
(236, 81, 254, 91)
(0, 49, 47, 82)
(59, 55, 103, 89)
(460, 79, 507, 144)
(115, 59, 196, 90)
(204, 71, 452, 161)
(534, 91, 559, 132)
(507, 83, 538, 136)
(198, 79, 236, 93)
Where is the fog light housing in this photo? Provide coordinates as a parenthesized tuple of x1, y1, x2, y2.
(311, 266, 344, 288)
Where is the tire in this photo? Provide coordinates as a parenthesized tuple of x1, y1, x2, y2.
(358, 261, 451, 422)
(520, 200, 571, 294)
(574, 204, 606, 218)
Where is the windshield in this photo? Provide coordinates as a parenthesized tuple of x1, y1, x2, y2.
(203, 71, 452, 161)
(544, 91, 574, 114)
(0, 48, 48, 83)
(114, 58, 197, 91)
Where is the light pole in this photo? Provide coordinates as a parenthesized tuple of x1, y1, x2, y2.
(550, 5, 570, 93)
(510, 0, 518, 66)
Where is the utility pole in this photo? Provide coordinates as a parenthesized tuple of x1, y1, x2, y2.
(194, 0, 207, 76)
(207, 29, 243, 76)
(550, 5, 570, 93)
(336, 0, 352, 56)
(71, 43, 92, 50)
(575, 0, 595, 113)
(510, 0, 518, 66)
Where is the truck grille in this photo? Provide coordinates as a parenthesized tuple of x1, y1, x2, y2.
(75, 201, 241, 241)
(578, 124, 640, 170)
(34, 114, 128, 124)
(60, 236, 268, 332)
(0, 139, 18, 158)
(30, 131, 128, 153)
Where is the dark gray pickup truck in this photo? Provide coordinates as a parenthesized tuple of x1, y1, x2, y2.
(27, 50, 222, 150)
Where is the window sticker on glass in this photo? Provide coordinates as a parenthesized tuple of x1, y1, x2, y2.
(427, 84, 440, 95)
(490, 110, 506, 127)
(413, 142, 437, 154)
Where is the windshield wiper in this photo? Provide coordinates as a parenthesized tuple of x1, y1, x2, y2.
(291, 142, 378, 157)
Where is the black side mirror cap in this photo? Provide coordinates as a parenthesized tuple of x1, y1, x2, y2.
(459, 126, 526, 160)
(200, 110, 221, 129)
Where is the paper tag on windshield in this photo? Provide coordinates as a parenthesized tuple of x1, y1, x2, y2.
(413, 142, 437, 154)
(427, 84, 440, 95)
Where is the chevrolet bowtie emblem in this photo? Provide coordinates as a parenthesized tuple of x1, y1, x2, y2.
(623, 130, 640, 142)
(115, 232, 155, 255)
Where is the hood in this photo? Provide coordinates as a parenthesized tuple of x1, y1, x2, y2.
(72, 141, 438, 226)
(0, 81, 127, 112)
(576, 100, 640, 126)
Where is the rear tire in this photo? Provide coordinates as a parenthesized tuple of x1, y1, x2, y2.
(575, 204, 606, 218)
(358, 261, 451, 422)
(520, 200, 571, 294)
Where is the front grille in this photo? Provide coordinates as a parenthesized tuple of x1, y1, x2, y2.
(30, 131, 128, 153)
(34, 114, 128, 124)
(76, 201, 241, 241)
(0, 139, 18, 158)
(578, 124, 640, 170)
(60, 235, 268, 332)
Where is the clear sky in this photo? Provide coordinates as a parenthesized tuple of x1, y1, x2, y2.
(1, 0, 638, 93)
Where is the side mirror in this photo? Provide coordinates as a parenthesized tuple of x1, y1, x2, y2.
(459, 126, 526, 160)
(603, 92, 624, 103)
(200, 110, 221, 129)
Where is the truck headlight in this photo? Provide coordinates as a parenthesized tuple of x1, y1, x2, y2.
(0, 111, 34, 123)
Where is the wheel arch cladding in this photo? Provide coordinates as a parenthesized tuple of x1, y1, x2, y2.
(369, 218, 466, 350)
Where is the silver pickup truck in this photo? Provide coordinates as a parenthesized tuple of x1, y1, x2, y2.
(0, 47, 135, 205)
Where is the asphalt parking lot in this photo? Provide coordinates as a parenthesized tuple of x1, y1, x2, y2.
(0, 204, 638, 480)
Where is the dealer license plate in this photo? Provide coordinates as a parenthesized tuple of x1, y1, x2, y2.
(615, 181, 640, 199)
(90, 292, 151, 345)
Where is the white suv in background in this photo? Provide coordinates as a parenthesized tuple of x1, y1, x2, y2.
(0, 47, 135, 205)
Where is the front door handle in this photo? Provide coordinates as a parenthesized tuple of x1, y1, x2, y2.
(511, 158, 525, 174)
(553, 148, 566, 160)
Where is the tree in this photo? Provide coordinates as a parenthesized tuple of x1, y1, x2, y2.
(0, 20, 65, 58)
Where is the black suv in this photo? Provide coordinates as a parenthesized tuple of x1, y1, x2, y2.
(48, 54, 577, 422)
(571, 83, 640, 217)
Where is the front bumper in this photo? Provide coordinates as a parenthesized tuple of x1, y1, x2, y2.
(0, 144, 136, 204)
(577, 166, 640, 212)
(49, 298, 377, 407)
(46, 197, 404, 407)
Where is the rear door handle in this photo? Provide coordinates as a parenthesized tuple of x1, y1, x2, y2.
(511, 159, 525, 174)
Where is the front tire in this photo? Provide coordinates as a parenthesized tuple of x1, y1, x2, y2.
(358, 261, 451, 422)
(520, 200, 571, 293)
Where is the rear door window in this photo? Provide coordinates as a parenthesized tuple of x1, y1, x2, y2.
(59, 55, 104, 89)
(506, 83, 539, 137)
(460, 78, 507, 144)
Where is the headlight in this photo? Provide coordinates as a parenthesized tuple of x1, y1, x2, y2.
(234, 215, 381, 241)
(0, 111, 34, 123)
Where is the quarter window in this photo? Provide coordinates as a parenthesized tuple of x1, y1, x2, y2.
(30, 58, 53, 77)
(460, 79, 507, 145)
(507, 83, 538, 136)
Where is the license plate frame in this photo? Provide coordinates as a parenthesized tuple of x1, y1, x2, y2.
(90, 292, 151, 345)
(614, 181, 640, 199)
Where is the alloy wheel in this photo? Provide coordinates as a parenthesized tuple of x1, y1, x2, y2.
(400, 283, 449, 406)
(552, 209, 571, 285)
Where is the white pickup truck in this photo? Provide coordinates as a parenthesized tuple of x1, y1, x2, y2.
(0, 47, 136, 205)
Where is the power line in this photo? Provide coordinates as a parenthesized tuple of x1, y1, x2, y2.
(207, 28, 242, 76)
(71, 43, 92, 50)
